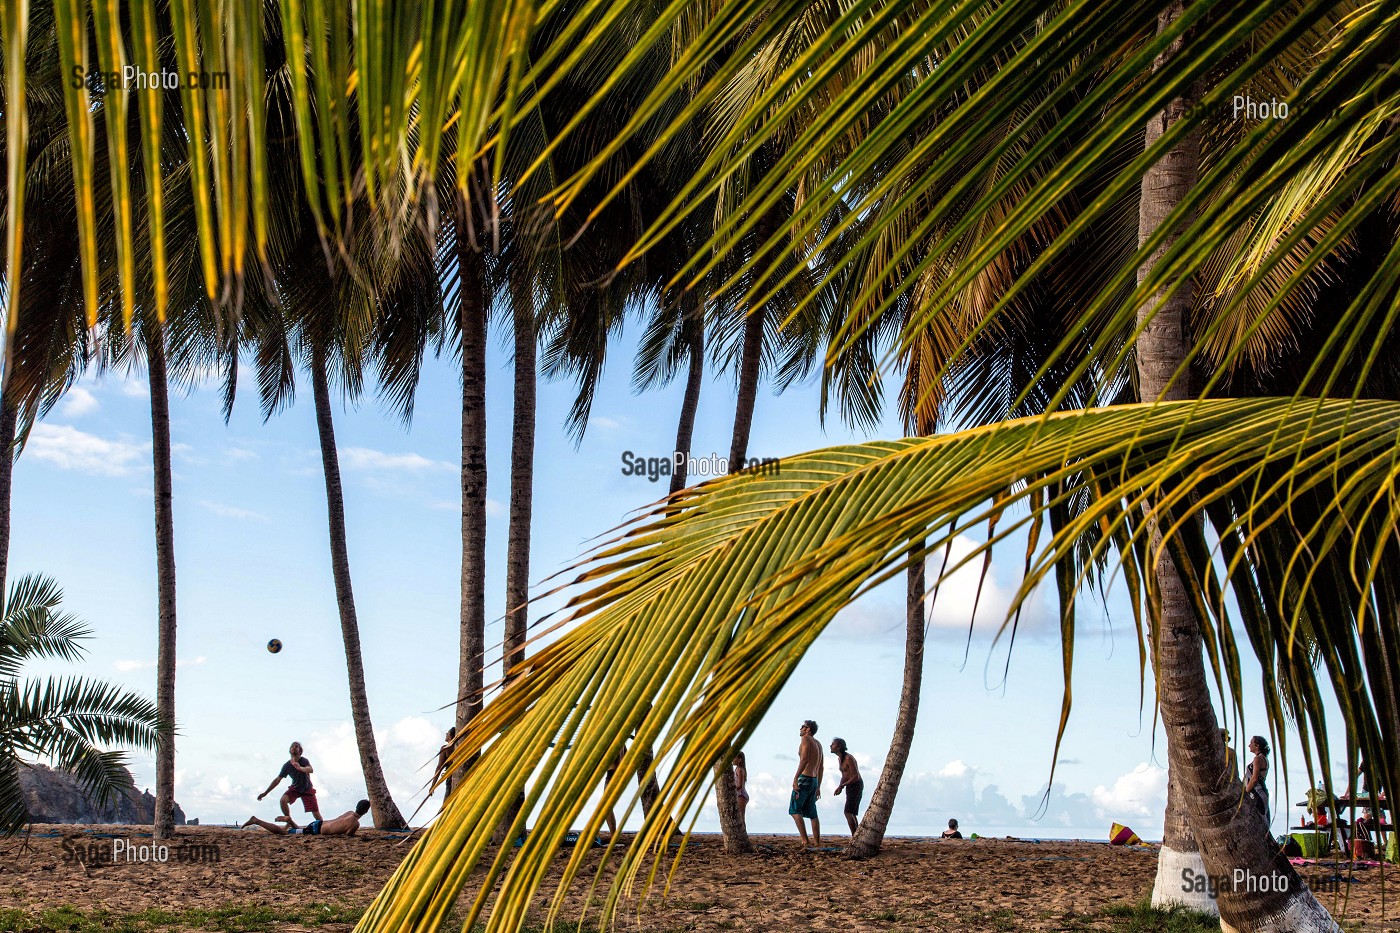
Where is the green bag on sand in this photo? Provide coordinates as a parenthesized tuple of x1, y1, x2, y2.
(1291, 830, 1329, 859)
(1387, 833, 1397, 865)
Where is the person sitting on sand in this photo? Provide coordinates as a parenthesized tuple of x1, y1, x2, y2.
(789, 720, 823, 847)
(257, 742, 323, 824)
(942, 818, 963, 839)
(733, 751, 750, 821)
(243, 799, 370, 836)
(830, 738, 863, 835)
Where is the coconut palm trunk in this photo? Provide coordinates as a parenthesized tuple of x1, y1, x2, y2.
(457, 197, 488, 732)
(0, 382, 17, 608)
(847, 549, 925, 858)
(726, 303, 765, 472)
(309, 352, 408, 830)
(504, 300, 535, 676)
(668, 307, 705, 497)
(713, 301, 765, 855)
(1137, 6, 1335, 927)
(147, 330, 178, 841)
(631, 307, 706, 820)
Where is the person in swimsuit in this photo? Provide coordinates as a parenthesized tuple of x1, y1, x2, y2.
(1243, 735, 1271, 826)
(830, 738, 863, 835)
(430, 726, 457, 798)
(603, 746, 625, 838)
(257, 742, 323, 823)
(243, 799, 370, 835)
(942, 818, 963, 839)
(733, 751, 750, 820)
(789, 720, 823, 847)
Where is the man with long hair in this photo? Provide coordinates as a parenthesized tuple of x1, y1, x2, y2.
(829, 737, 863, 835)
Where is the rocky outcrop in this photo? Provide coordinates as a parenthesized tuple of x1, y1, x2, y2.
(17, 762, 187, 825)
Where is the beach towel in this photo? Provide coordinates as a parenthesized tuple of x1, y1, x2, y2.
(1109, 823, 1141, 846)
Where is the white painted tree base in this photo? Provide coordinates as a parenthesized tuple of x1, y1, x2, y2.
(1152, 845, 1343, 931)
(1217, 891, 1343, 933)
(1151, 845, 1218, 916)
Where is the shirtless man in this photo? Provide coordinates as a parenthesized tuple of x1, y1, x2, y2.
(789, 720, 823, 847)
(242, 799, 370, 836)
(830, 737, 863, 835)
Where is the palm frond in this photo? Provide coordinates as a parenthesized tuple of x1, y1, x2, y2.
(358, 397, 1400, 933)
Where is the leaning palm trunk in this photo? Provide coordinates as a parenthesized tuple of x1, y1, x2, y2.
(457, 198, 488, 732)
(1137, 7, 1334, 928)
(147, 331, 178, 841)
(847, 550, 925, 858)
(712, 302, 766, 855)
(309, 353, 407, 831)
(0, 381, 17, 608)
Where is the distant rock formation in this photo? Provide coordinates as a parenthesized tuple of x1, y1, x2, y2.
(17, 762, 188, 826)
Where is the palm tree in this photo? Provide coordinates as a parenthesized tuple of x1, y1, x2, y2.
(350, 6, 1398, 932)
(1, 573, 162, 835)
(142, 319, 179, 841)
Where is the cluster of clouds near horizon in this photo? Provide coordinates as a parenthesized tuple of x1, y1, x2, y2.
(10, 335, 1346, 841)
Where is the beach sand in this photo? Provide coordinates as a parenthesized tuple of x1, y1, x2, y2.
(3, 827, 1396, 931)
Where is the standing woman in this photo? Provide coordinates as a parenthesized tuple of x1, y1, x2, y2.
(1243, 735, 1271, 825)
(432, 727, 458, 798)
(733, 752, 750, 822)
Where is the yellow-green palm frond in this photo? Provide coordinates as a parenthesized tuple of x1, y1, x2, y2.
(358, 397, 1400, 933)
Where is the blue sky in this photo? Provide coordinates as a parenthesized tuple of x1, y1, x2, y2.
(13, 320, 1343, 839)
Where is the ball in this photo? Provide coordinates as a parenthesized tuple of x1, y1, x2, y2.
(267, 638, 283, 654)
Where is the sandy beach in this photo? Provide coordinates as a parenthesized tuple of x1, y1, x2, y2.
(2, 827, 1396, 931)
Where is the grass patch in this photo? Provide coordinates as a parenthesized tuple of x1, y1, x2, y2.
(0, 906, 693, 933)
(1093, 899, 1219, 932)
(0, 902, 364, 932)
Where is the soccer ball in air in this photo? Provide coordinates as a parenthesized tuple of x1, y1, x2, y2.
(267, 639, 283, 654)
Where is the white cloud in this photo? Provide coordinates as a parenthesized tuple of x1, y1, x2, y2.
(58, 387, 100, 417)
(591, 416, 623, 431)
(121, 379, 150, 398)
(200, 500, 270, 523)
(939, 759, 971, 778)
(1091, 763, 1168, 819)
(340, 447, 453, 473)
(27, 424, 148, 476)
(224, 447, 259, 462)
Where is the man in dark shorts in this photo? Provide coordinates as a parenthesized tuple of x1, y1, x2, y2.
(789, 720, 823, 847)
(830, 737, 863, 834)
(243, 799, 369, 836)
(257, 741, 324, 823)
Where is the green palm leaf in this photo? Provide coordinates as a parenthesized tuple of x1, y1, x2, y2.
(357, 397, 1400, 933)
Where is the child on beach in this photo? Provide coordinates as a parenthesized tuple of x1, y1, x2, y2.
(243, 799, 370, 836)
(257, 741, 323, 823)
(942, 818, 963, 839)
